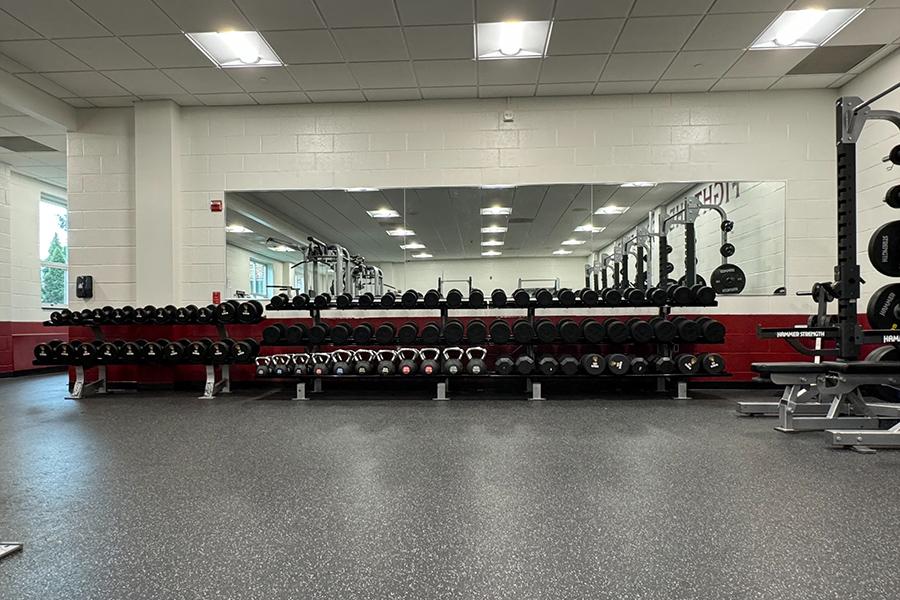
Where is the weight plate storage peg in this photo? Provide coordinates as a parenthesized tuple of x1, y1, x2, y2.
(867, 221, 900, 276)
(466, 348, 487, 375)
(397, 348, 419, 375)
(353, 350, 375, 375)
(419, 348, 441, 375)
(710, 263, 746, 294)
(867, 283, 900, 330)
(442, 347, 465, 375)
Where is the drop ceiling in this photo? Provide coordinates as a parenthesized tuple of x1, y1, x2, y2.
(0, 102, 66, 187)
(0, 0, 896, 106)
(228, 183, 693, 262)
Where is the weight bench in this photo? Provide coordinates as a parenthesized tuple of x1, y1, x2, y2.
(738, 362, 831, 417)
(748, 362, 900, 438)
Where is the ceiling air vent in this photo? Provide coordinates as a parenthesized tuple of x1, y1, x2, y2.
(508, 218, 534, 224)
(788, 45, 883, 75)
(0, 136, 57, 152)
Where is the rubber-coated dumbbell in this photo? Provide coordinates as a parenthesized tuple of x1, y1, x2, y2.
(558, 354, 579, 375)
(230, 339, 260, 363)
(423, 289, 441, 308)
(466, 348, 488, 375)
(696, 317, 726, 343)
(119, 340, 142, 362)
(375, 323, 396, 344)
(443, 320, 465, 344)
(152, 305, 178, 324)
(581, 353, 606, 375)
(578, 287, 600, 307)
(674, 353, 699, 374)
(174, 305, 198, 323)
(622, 287, 645, 306)
(469, 288, 486, 308)
(489, 319, 512, 344)
(376, 350, 397, 376)
(357, 292, 374, 308)
(512, 320, 535, 344)
(419, 348, 441, 375)
(330, 323, 353, 345)
(397, 348, 419, 375)
(270, 293, 290, 309)
(286, 324, 307, 345)
(512, 289, 531, 307)
(237, 300, 264, 323)
(185, 339, 212, 363)
(442, 347, 464, 375)
(515, 355, 535, 375)
(397, 322, 419, 345)
(606, 353, 631, 375)
(380, 291, 396, 308)
(627, 318, 654, 343)
(401, 289, 421, 309)
(672, 317, 700, 342)
(647, 354, 676, 374)
(556, 288, 576, 307)
(142, 339, 168, 362)
(195, 305, 214, 324)
(535, 319, 557, 343)
(33, 339, 63, 362)
(353, 350, 375, 375)
(292, 293, 310, 309)
(649, 318, 677, 343)
(600, 288, 623, 306)
(162, 339, 190, 363)
(308, 322, 330, 344)
(467, 319, 488, 344)
(581, 319, 605, 343)
(445, 289, 463, 309)
(692, 285, 716, 305)
(667, 284, 692, 306)
(558, 319, 581, 343)
(534, 288, 554, 307)
(644, 287, 668, 306)
(313, 293, 331, 309)
(490, 288, 507, 308)
(207, 339, 235, 364)
(538, 355, 558, 375)
(605, 320, 630, 344)
(336, 293, 354, 309)
(699, 352, 725, 374)
(630, 356, 649, 374)
(353, 323, 374, 344)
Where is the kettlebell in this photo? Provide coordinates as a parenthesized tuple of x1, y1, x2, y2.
(376, 349, 398, 376)
(397, 348, 419, 375)
(255, 357, 272, 376)
(442, 347, 465, 375)
(331, 349, 353, 376)
(353, 350, 375, 375)
(293, 353, 310, 376)
(311, 352, 331, 376)
(465, 347, 487, 375)
(419, 348, 441, 375)
(271, 354, 292, 377)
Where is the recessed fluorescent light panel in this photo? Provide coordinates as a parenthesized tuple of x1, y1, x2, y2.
(482, 250, 502, 257)
(751, 9, 862, 49)
(185, 31, 282, 68)
(481, 225, 508, 234)
(481, 240, 504, 247)
(561, 239, 586, 246)
(481, 184, 515, 189)
(386, 228, 415, 237)
(480, 206, 512, 216)
(400, 242, 425, 250)
(595, 206, 629, 215)
(620, 182, 656, 188)
(412, 252, 433, 259)
(476, 21, 552, 60)
(225, 224, 252, 233)
(347, 187, 380, 192)
(271, 245, 294, 252)
(574, 224, 605, 233)
(367, 208, 400, 219)
(553, 249, 573, 255)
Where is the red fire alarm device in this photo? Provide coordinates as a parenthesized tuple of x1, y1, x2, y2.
(210, 199, 223, 212)
(212, 291, 221, 304)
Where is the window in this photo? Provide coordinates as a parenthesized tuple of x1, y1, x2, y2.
(249, 258, 272, 298)
(40, 195, 68, 307)
(292, 263, 305, 293)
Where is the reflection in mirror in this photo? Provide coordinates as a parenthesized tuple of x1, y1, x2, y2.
(223, 181, 785, 300)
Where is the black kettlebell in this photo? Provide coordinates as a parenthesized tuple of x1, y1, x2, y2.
(311, 353, 331, 376)
(271, 354, 292, 377)
(376, 350, 397, 376)
(397, 348, 419, 375)
(255, 357, 272, 376)
(442, 347, 464, 375)
(293, 354, 310, 376)
(466, 347, 487, 375)
(419, 348, 441, 376)
(353, 350, 374, 375)
(331, 350, 353, 376)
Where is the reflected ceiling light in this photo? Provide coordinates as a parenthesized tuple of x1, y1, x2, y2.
(620, 182, 656, 188)
(347, 187, 380, 192)
(481, 240, 504, 247)
(481, 225, 508, 234)
(412, 252, 433, 259)
(574, 224, 605, 233)
(595, 206, 629, 215)
(366, 208, 400, 218)
(185, 31, 282, 68)
(553, 249, 573, 255)
(225, 224, 252, 233)
(482, 250, 502, 257)
(750, 8, 862, 49)
(271, 245, 294, 252)
(481, 184, 515, 190)
(476, 21, 552, 60)
(480, 206, 512, 216)
(386, 228, 415, 237)
(561, 239, 586, 246)
(400, 242, 425, 250)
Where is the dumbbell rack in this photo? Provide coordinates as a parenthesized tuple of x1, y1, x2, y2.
(262, 298, 728, 401)
(36, 321, 237, 400)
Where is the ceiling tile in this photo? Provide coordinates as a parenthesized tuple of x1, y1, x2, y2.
(663, 49, 742, 79)
(396, 0, 474, 25)
(726, 48, 812, 77)
(263, 30, 343, 64)
(684, 13, 778, 50)
(478, 59, 541, 85)
(0, 40, 89, 71)
(306, 89, 366, 102)
(0, 54, 30, 73)
(195, 93, 256, 106)
(350, 62, 417, 89)
(122, 34, 211, 68)
(228, 67, 301, 93)
(593, 80, 654, 94)
(163, 67, 244, 94)
(56, 37, 153, 70)
(710, 0, 789, 12)
(72, 0, 179, 35)
(615, 16, 702, 52)
(413, 59, 476, 86)
(16, 73, 76, 97)
(770, 73, 842, 89)
(287, 64, 359, 90)
(250, 91, 311, 104)
(825, 9, 900, 46)
(711, 76, 777, 90)
(536, 82, 597, 95)
(789, 45, 883, 74)
(153, 0, 250, 31)
(547, 19, 622, 55)
(652, 79, 716, 92)
(43, 71, 129, 97)
(631, 0, 714, 16)
(0, 115, 65, 134)
(539, 54, 606, 83)
(849, 43, 898, 73)
(233, 0, 324, 30)
(85, 96, 139, 107)
(0, 0, 107, 38)
(788, 0, 868, 8)
(478, 0, 554, 21)
(0, 9, 39, 39)
(421, 86, 478, 98)
(554, 0, 633, 19)
(100, 69, 186, 96)
(332, 28, 408, 61)
(405, 25, 473, 60)
(141, 94, 204, 105)
(316, 0, 399, 28)
(601, 52, 675, 80)
(479, 84, 536, 98)
(364, 88, 422, 101)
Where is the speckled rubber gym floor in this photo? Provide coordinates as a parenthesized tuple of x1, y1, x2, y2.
(2, 373, 899, 599)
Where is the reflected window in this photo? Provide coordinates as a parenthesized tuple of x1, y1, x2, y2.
(249, 258, 272, 298)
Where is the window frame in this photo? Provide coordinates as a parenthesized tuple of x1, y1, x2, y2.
(249, 257, 273, 298)
(39, 193, 68, 309)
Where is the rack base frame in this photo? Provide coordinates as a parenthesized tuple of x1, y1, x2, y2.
(0, 543, 23, 561)
(68, 365, 108, 399)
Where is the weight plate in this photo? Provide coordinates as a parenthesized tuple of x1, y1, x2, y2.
(710, 263, 746, 294)
(886, 185, 900, 209)
(867, 283, 900, 330)
(867, 221, 900, 276)
(720, 242, 735, 258)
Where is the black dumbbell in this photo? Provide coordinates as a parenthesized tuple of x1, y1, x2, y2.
(162, 339, 189, 363)
(667, 284, 692, 306)
(630, 356, 649, 374)
(207, 339, 235, 364)
(512, 319, 535, 344)
(627, 318, 654, 344)
(152, 305, 177, 324)
(33, 339, 63, 362)
(696, 317, 726, 343)
(214, 301, 240, 324)
(515, 355, 535, 375)
(490, 288, 508, 308)
(54, 340, 78, 363)
(467, 319, 488, 344)
(692, 285, 716, 305)
(469, 288, 486, 308)
(353, 323, 374, 344)
(174, 305, 198, 323)
(674, 353, 699, 374)
(292, 293, 310, 309)
(401, 289, 421, 309)
(375, 323, 396, 344)
(672, 317, 700, 342)
(581, 319, 605, 343)
(512, 289, 531, 307)
(237, 300, 264, 323)
(397, 322, 419, 345)
(606, 353, 631, 375)
(95, 341, 119, 363)
(535, 319, 557, 343)
(622, 287, 645, 306)
(466, 348, 488, 375)
(142, 339, 168, 362)
(185, 339, 212, 363)
(336, 293, 354, 309)
(605, 319, 630, 344)
(423, 289, 441, 308)
(490, 319, 512, 344)
(556, 288, 576, 307)
(353, 350, 375, 375)
(286, 324, 307, 345)
(130, 306, 150, 324)
(443, 320, 465, 344)
(442, 348, 464, 375)
(358, 292, 375, 308)
(699, 353, 725, 374)
(419, 348, 441, 375)
(558, 354, 579, 375)
(578, 287, 600, 307)
(330, 323, 353, 345)
(195, 305, 214, 324)
(445, 289, 463, 309)
(421, 322, 442, 345)
(48, 310, 67, 325)
(581, 353, 606, 375)
(119, 340, 143, 362)
(308, 322, 330, 344)
(600, 288, 622, 306)
(75, 341, 99, 364)
(644, 287, 668, 306)
(312, 293, 331, 309)
(647, 354, 676, 374)
(270, 293, 290, 309)
(230, 339, 260, 363)
(534, 288, 554, 307)
(558, 319, 581, 343)
(397, 349, 419, 376)
(649, 317, 677, 343)
(380, 291, 396, 308)
(538, 355, 558, 375)
(495, 356, 515, 375)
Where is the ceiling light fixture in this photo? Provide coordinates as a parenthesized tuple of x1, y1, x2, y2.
(482, 250, 502, 257)
(400, 242, 425, 250)
(553, 249, 573, 256)
(561, 239, 586, 246)
(347, 187, 380, 193)
(481, 184, 515, 190)
(225, 224, 252, 233)
(751, 8, 863, 49)
(185, 31, 282, 68)
(595, 206, 629, 215)
(412, 252, 433, 259)
(386, 228, 415, 237)
(480, 206, 512, 216)
(476, 20, 552, 60)
(574, 224, 605, 233)
(481, 225, 508, 234)
(271, 244, 294, 252)
(481, 240, 504, 247)
(620, 182, 656, 188)
(366, 208, 400, 218)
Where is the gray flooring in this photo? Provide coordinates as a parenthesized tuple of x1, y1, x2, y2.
(2, 373, 900, 600)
